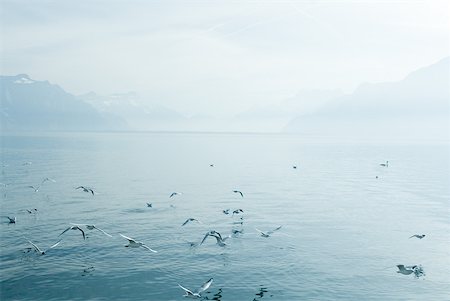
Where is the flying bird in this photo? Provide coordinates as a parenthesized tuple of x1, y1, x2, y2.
(119, 234, 157, 252)
(293, 165, 297, 169)
(222, 209, 230, 215)
(27, 185, 40, 192)
(70, 223, 112, 237)
(27, 239, 61, 255)
(59, 225, 86, 240)
(178, 278, 213, 298)
(181, 218, 201, 226)
(76, 186, 95, 195)
(201, 231, 230, 247)
(256, 226, 282, 238)
(210, 164, 214, 167)
(2, 216, 16, 223)
(146, 203, 152, 207)
(409, 234, 426, 239)
(380, 161, 389, 167)
(396, 265, 416, 275)
(170, 192, 182, 198)
(25, 209, 38, 214)
(233, 190, 244, 197)
(27, 178, 56, 192)
(232, 209, 244, 215)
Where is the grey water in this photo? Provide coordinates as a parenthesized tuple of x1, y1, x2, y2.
(0, 132, 449, 301)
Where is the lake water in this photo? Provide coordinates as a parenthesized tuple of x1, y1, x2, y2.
(0, 132, 449, 301)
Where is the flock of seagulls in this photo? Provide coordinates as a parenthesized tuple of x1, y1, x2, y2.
(1, 158, 430, 299)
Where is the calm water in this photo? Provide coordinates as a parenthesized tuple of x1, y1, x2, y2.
(0, 132, 449, 301)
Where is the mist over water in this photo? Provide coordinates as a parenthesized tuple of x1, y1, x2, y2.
(1, 132, 449, 300)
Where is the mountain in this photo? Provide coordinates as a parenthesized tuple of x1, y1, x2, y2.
(79, 92, 187, 131)
(284, 57, 450, 139)
(233, 89, 344, 132)
(0, 74, 126, 131)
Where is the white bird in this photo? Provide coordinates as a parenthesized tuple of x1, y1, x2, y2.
(28, 239, 61, 255)
(70, 223, 112, 237)
(59, 225, 86, 240)
(178, 278, 213, 298)
(233, 190, 244, 197)
(27, 185, 40, 192)
(42, 177, 56, 184)
(256, 226, 282, 238)
(170, 192, 182, 198)
(2, 216, 16, 223)
(380, 161, 389, 167)
(76, 186, 95, 195)
(201, 231, 230, 247)
(27, 178, 56, 192)
(396, 265, 416, 275)
(22, 162, 32, 166)
(181, 218, 201, 226)
(119, 234, 157, 252)
(409, 234, 426, 239)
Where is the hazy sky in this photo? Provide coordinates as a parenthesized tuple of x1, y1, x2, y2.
(1, 0, 449, 117)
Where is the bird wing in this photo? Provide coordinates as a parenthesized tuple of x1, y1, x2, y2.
(396, 265, 406, 271)
(170, 193, 176, 198)
(267, 226, 282, 235)
(120, 233, 136, 243)
(200, 232, 211, 245)
(75, 227, 86, 240)
(94, 226, 112, 237)
(255, 228, 266, 235)
(75, 186, 85, 190)
(181, 219, 190, 226)
(197, 278, 213, 294)
(89, 189, 95, 195)
(49, 240, 62, 249)
(59, 226, 72, 236)
(28, 240, 43, 253)
(141, 244, 158, 253)
(178, 284, 194, 295)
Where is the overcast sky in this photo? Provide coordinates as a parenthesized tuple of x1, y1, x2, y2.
(1, 0, 449, 117)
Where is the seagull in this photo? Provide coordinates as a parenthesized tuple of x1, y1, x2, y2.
(293, 165, 297, 169)
(27, 178, 55, 193)
(181, 218, 201, 226)
(178, 278, 213, 298)
(232, 209, 244, 215)
(256, 226, 282, 238)
(76, 186, 95, 195)
(70, 223, 112, 237)
(380, 161, 389, 167)
(222, 209, 230, 215)
(27, 185, 40, 192)
(27, 239, 61, 255)
(59, 225, 86, 240)
(210, 164, 214, 167)
(25, 209, 38, 214)
(233, 190, 244, 197)
(201, 231, 230, 247)
(396, 265, 416, 275)
(146, 203, 152, 207)
(119, 234, 157, 252)
(2, 216, 16, 223)
(409, 234, 426, 239)
(170, 192, 182, 198)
